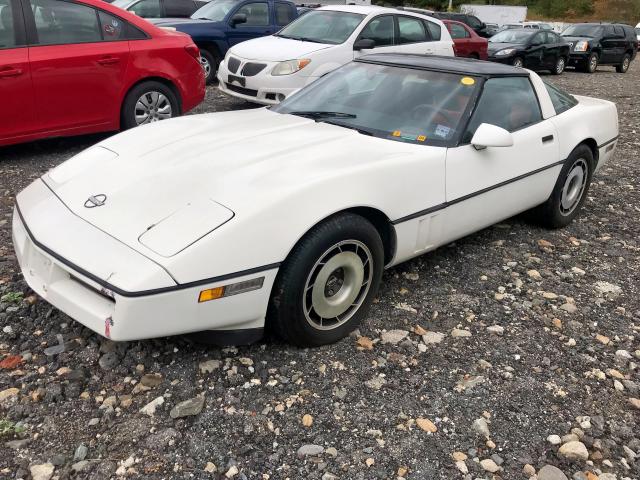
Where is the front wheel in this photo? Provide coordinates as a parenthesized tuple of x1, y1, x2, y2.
(552, 56, 566, 75)
(268, 213, 384, 347)
(512, 56, 524, 68)
(616, 53, 631, 73)
(199, 49, 220, 85)
(121, 81, 179, 130)
(581, 52, 598, 73)
(530, 145, 594, 229)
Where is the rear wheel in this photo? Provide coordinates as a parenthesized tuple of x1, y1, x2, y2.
(552, 56, 566, 75)
(121, 81, 179, 130)
(616, 53, 631, 73)
(268, 213, 384, 347)
(199, 49, 220, 85)
(530, 144, 594, 229)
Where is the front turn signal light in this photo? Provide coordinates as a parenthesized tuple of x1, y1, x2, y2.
(198, 277, 264, 303)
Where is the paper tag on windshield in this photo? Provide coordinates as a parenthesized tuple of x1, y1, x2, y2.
(435, 125, 451, 138)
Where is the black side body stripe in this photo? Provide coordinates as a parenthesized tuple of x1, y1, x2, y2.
(15, 205, 280, 298)
(391, 158, 567, 225)
(598, 136, 618, 148)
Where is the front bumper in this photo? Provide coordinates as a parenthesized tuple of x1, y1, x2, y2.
(12, 182, 277, 341)
(217, 57, 309, 105)
(487, 54, 515, 64)
(568, 52, 589, 65)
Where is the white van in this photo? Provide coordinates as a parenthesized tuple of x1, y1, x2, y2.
(217, 5, 454, 104)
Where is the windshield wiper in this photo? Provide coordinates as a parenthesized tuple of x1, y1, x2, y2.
(193, 17, 211, 20)
(322, 119, 373, 136)
(289, 111, 357, 120)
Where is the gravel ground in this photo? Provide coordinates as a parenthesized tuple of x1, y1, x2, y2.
(0, 63, 639, 480)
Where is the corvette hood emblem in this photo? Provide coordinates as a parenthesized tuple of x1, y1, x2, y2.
(84, 194, 107, 208)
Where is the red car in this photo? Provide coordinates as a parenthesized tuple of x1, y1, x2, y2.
(0, 0, 205, 147)
(442, 19, 488, 60)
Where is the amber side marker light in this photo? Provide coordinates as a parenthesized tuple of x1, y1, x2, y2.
(198, 277, 264, 303)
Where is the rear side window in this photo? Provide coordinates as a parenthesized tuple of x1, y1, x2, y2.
(31, 0, 101, 44)
(360, 15, 395, 47)
(423, 20, 440, 40)
(397, 16, 426, 44)
(165, 0, 191, 17)
(464, 76, 542, 141)
(0, 0, 16, 48)
(543, 80, 578, 114)
(466, 15, 481, 28)
(98, 11, 145, 41)
(275, 2, 293, 26)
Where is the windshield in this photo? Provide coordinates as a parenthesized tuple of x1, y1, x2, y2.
(562, 24, 602, 37)
(490, 29, 532, 43)
(192, 0, 238, 21)
(276, 10, 365, 44)
(272, 61, 480, 147)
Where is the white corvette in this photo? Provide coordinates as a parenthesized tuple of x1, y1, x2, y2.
(13, 55, 618, 347)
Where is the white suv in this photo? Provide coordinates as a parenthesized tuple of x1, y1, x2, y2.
(217, 5, 454, 105)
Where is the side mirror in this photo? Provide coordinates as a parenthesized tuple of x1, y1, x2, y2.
(230, 13, 247, 26)
(353, 38, 376, 50)
(471, 123, 514, 150)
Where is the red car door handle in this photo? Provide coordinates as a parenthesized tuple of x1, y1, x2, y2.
(97, 57, 120, 66)
(0, 67, 23, 78)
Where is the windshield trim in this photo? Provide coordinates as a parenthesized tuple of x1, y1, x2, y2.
(273, 62, 487, 149)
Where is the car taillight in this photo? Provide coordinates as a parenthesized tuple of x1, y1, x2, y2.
(184, 44, 200, 61)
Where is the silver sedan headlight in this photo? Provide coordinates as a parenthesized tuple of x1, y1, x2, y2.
(495, 48, 516, 56)
(271, 58, 311, 76)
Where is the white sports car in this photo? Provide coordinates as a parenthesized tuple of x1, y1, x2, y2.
(13, 55, 618, 347)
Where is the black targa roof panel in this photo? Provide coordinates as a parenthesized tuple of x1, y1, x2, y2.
(356, 54, 531, 77)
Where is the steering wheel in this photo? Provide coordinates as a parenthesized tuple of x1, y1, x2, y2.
(410, 104, 455, 128)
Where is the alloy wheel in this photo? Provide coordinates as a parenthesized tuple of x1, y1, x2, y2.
(134, 91, 172, 125)
(512, 57, 524, 68)
(589, 54, 598, 72)
(556, 57, 565, 74)
(303, 240, 373, 331)
(200, 56, 212, 79)
(560, 158, 588, 216)
(622, 57, 630, 72)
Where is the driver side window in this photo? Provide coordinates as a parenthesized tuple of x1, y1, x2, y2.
(359, 15, 395, 47)
(235, 2, 268, 26)
(463, 77, 542, 142)
(532, 32, 545, 44)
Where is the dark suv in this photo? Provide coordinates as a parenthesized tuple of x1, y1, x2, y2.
(431, 12, 490, 37)
(561, 23, 638, 73)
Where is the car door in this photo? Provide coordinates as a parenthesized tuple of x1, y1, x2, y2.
(600, 25, 617, 63)
(394, 15, 435, 55)
(447, 22, 469, 57)
(444, 76, 559, 241)
(612, 26, 626, 62)
(226, 1, 273, 47)
(353, 15, 397, 57)
(25, 0, 130, 133)
(524, 31, 545, 69)
(541, 31, 559, 68)
(0, 0, 36, 143)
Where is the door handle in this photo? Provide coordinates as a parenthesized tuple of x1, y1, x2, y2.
(0, 67, 23, 78)
(542, 134, 554, 143)
(97, 57, 120, 66)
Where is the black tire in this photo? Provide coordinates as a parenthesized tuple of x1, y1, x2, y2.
(551, 56, 566, 75)
(530, 144, 594, 229)
(121, 81, 179, 130)
(199, 48, 220, 85)
(511, 56, 524, 68)
(268, 213, 384, 347)
(616, 53, 631, 73)
(581, 52, 598, 73)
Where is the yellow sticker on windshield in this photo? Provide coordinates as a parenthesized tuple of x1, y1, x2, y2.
(392, 130, 401, 137)
(461, 77, 475, 86)
(417, 135, 426, 142)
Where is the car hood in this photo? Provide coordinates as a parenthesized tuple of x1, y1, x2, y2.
(488, 42, 523, 54)
(229, 35, 333, 61)
(561, 36, 591, 44)
(43, 109, 420, 257)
